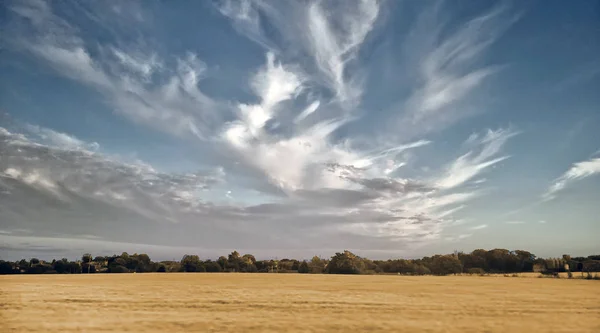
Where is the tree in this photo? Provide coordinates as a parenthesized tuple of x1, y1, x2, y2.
(240, 254, 257, 272)
(515, 250, 536, 272)
(204, 260, 222, 272)
(298, 261, 309, 274)
(217, 256, 228, 270)
(93, 256, 106, 264)
(82, 253, 93, 263)
(309, 256, 325, 274)
(429, 255, 462, 275)
(53, 259, 69, 274)
(226, 251, 243, 272)
(0, 261, 13, 274)
(326, 251, 365, 274)
(242, 254, 256, 265)
(180, 255, 203, 272)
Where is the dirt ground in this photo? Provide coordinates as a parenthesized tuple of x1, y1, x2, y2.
(1, 273, 599, 332)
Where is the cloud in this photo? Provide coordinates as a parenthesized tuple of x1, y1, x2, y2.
(435, 128, 518, 189)
(218, 0, 380, 106)
(470, 224, 488, 230)
(543, 157, 600, 200)
(0, 123, 485, 252)
(0, 1, 523, 258)
(305, 0, 379, 105)
(6, 0, 223, 140)
(505, 221, 525, 225)
(0, 126, 226, 226)
(23, 124, 99, 151)
(538, 220, 547, 224)
(388, 3, 517, 140)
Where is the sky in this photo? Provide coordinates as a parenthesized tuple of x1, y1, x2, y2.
(1, 0, 599, 261)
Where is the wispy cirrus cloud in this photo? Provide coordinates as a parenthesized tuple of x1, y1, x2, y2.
(470, 224, 488, 230)
(391, 3, 518, 140)
(5, 0, 223, 140)
(219, 0, 380, 107)
(435, 128, 518, 189)
(543, 157, 600, 201)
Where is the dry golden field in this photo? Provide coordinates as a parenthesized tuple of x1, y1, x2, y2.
(1, 273, 599, 333)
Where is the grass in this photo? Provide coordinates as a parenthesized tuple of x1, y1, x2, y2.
(1, 273, 599, 332)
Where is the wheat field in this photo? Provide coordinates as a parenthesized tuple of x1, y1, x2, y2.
(1, 273, 599, 332)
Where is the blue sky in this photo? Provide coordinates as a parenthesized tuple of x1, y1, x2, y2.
(1, 0, 599, 260)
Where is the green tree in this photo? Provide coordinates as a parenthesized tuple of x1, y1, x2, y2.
(298, 261, 309, 274)
(82, 253, 93, 263)
(429, 255, 462, 275)
(204, 260, 222, 272)
(217, 256, 228, 270)
(309, 256, 325, 274)
(226, 251, 242, 272)
(180, 255, 203, 272)
(326, 251, 365, 274)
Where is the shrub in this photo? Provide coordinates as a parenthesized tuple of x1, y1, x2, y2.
(108, 265, 129, 273)
(467, 268, 486, 275)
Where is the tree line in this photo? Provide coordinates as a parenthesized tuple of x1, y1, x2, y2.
(1, 249, 599, 276)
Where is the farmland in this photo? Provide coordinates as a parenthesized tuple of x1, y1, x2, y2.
(1, 274, 599, 332)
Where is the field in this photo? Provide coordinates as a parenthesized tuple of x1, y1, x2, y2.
(1, 274, 599, 332)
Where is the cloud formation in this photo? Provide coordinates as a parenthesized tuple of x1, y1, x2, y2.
(0, 0, 531, 258)
(543, 157, 600, 200)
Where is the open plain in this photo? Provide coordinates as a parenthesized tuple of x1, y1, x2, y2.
(1, 273, 599, 332)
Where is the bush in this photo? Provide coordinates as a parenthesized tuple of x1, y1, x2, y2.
(467, 267, 486, 275)
(108, 265, 129, 273)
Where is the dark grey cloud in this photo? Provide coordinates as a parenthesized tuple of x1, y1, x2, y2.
(348, 177, 435, 194)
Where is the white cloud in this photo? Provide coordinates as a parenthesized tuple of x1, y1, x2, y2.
(218, 0, 380, 107)
(306, 0, 379, 104)
(435, 128, 517, 189)
(24, 124, 99, 150)
(294, 100, 320, 123)
(470, 224, 488, 230)
(111, 47, 161, 81)
(538, 220, 547, 224)
(505, 220, 525, 225)
(410, 4, 508, 118)
(0, 1, 523, 255)
(7, 2, 221, 140)
(389, 4, 517, 140)
(543, 157, 600, 200)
